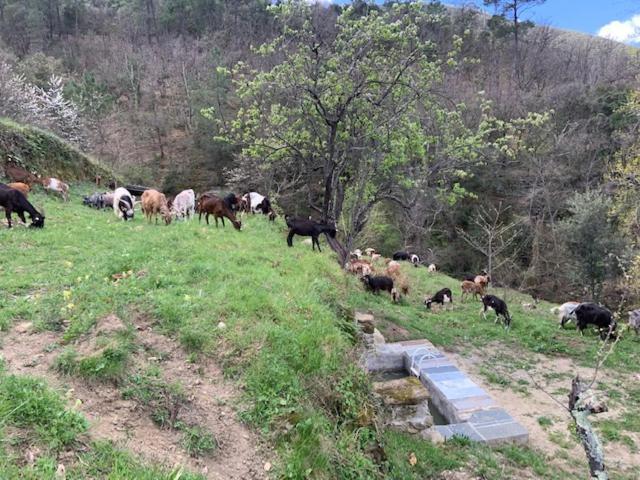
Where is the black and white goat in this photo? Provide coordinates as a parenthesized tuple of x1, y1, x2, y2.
(113, 187, 135, 221)
(424, 288, 453, 310)
(481, 294, 511, 329)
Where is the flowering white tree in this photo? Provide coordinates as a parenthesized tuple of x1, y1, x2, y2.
(0, 62, 85, 145)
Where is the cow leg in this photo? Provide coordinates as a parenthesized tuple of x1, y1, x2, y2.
(287, 230, 295, 247)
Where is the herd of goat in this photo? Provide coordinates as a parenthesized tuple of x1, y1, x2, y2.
(1, 162, 636, 341)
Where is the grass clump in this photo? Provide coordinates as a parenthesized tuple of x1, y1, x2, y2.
(0, 367, 87, 450)
(122, 367, 186, 429)
(177, 423, 217, 458)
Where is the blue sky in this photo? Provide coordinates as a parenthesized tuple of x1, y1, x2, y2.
(327, 1, 640, 44)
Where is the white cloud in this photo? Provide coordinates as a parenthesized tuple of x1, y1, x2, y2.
(598, 14, 640, 44)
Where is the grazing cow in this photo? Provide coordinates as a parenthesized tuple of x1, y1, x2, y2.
(41, 177, 69, 202)
(4, 163, 38, 185)
(0, 184, 45, 228)
(172, 189, 195, 219)
(361, 274, 395, 297)
(628, 309, 640, 335)
(461, 280, 485, 301)
(141, 189, 172, 225)
(573, 303, 616, 340)
(285, 217, 336, 252)
(198, 195, 241, 230)
(425, 288, 453, 310)
(481, 294, 511, 329)
(6, 182, 30, 197)
(113, 187, 135, 221)
(551, 301, 581, 328)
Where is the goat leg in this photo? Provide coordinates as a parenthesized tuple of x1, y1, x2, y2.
(287, 230, 294, 247)
(5, 209, 12, 228)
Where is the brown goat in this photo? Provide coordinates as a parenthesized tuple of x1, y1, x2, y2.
(198, 195, 241, 230)
(461, 280, 485, 301)
(6, 182, 30, 197)
(141, 189, 172, 225)
(4, 163, 38, 185)
(474, 274, 490, 289)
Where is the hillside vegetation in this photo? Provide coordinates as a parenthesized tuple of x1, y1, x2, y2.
(0, 118, 113, 181)
(1, 190, 639, 479)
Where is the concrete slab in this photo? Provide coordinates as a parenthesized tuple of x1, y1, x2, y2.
(473, 421, 529, 445)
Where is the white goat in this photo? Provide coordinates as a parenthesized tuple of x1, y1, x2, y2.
(171, 189, 195, 220)
(551, 301, 580, 328)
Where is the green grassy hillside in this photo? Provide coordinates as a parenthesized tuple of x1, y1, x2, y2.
(1, 188, 638, 479)
(0, 118, 114, 181)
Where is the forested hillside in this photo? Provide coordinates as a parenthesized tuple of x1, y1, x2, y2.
(1, 0, 639, 304)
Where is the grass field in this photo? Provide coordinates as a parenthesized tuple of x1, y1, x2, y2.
(1, 186, 639, 479)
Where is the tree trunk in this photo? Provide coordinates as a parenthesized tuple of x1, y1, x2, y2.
(322, 124, 338, 223)
(569, 376, 608, 480)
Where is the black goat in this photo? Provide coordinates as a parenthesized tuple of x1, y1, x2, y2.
(361, 274, 394, 295)
(574, 303, 617, 340)
(393, 251, 410, 261)
(425, 288, 453, 310)
(481, 294, 511, 329)
(286, 217, 336, 252)
(223, 193, 240, 212)
(0, 184, 45, 228)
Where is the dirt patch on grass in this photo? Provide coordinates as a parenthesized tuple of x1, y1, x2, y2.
(0, 316, 270, 479)
(446, 344, 639, 478)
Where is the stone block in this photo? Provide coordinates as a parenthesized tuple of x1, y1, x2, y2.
(373, 376, 429, 405)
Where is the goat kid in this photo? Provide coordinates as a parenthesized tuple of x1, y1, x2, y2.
(425, 288, 453, 310)
(0, 184, 45, 228)
(481, 294, 512, 329)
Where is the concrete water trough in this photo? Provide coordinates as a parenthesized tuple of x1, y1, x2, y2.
(358, 314, 528, 445)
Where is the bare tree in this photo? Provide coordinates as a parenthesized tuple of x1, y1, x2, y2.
(457, 202, 522, 278)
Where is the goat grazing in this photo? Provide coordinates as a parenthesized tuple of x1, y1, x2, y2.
(223, 193, 240, 212)
(4, 163, 38, 185)
(461, 280, 485, 301)
(481, 295, 511, 329)
(427, 264, 437, 273)
(41, 177, 69, 202)
(361, 274, 394, 296)
(113, 187, 135, 221)
(83, 192, 106, 209)
(171, 189, 195, 220)
(346, 260, 372, 276)
(574, 303, 617, 340)
(141, 189, 172, 225)
(551, 301, 580, 328)
(6, 182, 30, 197)
(198, 195, 241, 230)
(0, 184, 45, 228)
(243, 192, 272, 215)
(425, 288, 453, 310)
(286, 217, 336, 252)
